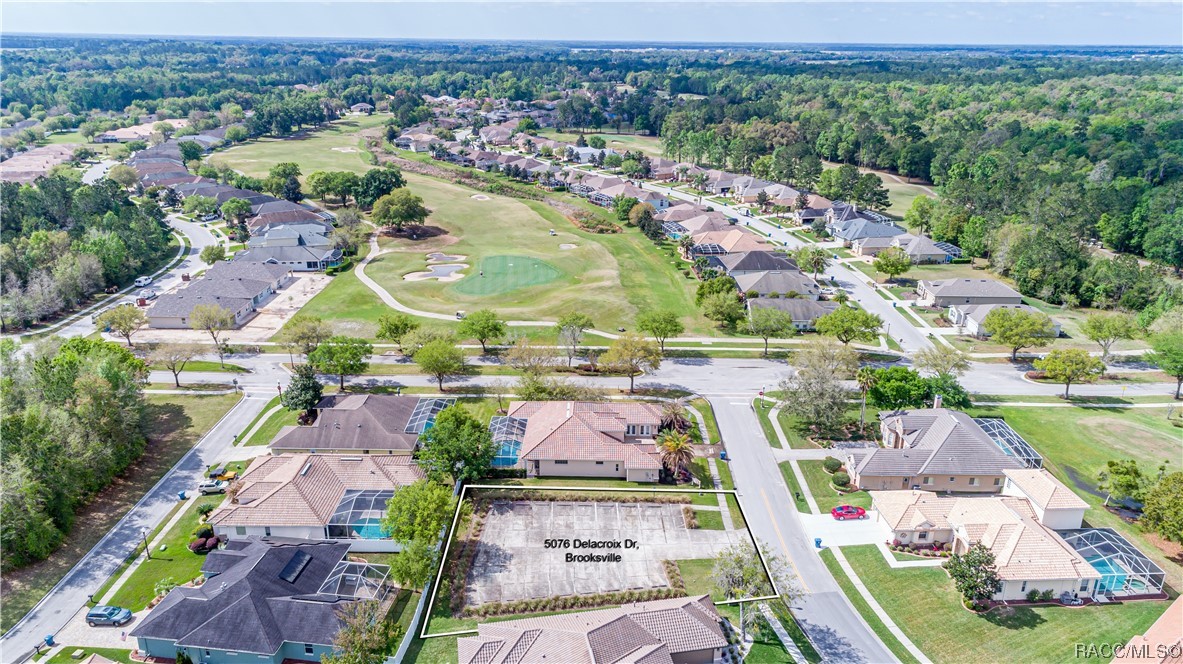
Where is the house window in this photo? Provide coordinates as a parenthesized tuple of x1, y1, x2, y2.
(626, 424, 638, 435)
(922, 477, 933, 485)
(264, 527, 271, 537)
(949, 477, 955, 483)
(235, 526, 246, 536)
(554, 460, 568, 465)
(1080, 580, 1090, 592)
(994, 478, 1002, 486)
(1021, 581, 1027, 592)
(917, 532, 928, 541)
(969, 477, 979, 486)
(595, 461, 604, 465)
(304, 644, 315, 655)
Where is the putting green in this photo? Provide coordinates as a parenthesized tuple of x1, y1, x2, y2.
(451, 255, 562, 296)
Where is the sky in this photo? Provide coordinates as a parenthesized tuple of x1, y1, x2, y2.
(3, 1, 1181, 47)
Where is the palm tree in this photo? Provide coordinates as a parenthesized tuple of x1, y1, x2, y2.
(657, 430, 695, 475)
(856, 366, 878, 433)
(661, 399, 690, 434)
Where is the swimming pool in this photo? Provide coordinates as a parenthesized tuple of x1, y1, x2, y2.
(1088, 555, 1127, 592)
(352, 518, 387, 539)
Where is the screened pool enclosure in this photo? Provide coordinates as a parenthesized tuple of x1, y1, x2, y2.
(326, 489, 394, 540)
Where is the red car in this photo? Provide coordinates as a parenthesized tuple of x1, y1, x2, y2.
(831, 505, 867, 521)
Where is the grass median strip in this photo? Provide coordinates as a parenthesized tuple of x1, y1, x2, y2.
(777, 462, 810, 513)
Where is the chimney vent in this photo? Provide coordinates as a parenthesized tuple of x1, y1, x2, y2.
(933, 394, 944, 409)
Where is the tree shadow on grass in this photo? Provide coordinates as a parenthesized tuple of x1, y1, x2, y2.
(142, 402, 192, 445)
(978, 604, 1047, 630)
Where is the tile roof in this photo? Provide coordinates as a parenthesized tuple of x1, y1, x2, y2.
(918, 278, 1022, 300)
(506, 401, 663, 470)
(873, 491, 1103, 582)
(691, 229, 769, 254)
(207, 454, 422, 528)
(457, 595, 725, 664)
(1003, 469, 1089, 511)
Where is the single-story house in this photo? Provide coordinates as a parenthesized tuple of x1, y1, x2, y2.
(568, 146, 619, 164)
(690, 229, 769, 256)
(489, 401, 665, 482)
(829, 218, 906, 246)
(457, 595, 729, 664)
(208, 454, 423, 550)
(729, 176, 774, 202)
(851, 235, 899, 258)
(873, 488, 1103, 601)
(655, 203, 710, 223)
(845, 407, 1033, 493)
(735, 270, 820, 300)
(239, 223, 342, 271)
(269, 394, 454, 454)
(663, 212, 733, 238)
(948, 303, 1061, 338)
(892, 234, 957, 264)
(718, 250, 798, 276)
(131, 537, 391, 662)
(146, 261, 291, 329)
(916, 278, 1024, 308)
(590, 183, 668, 210)
(96, 118, 188, 143)
(350, 102, 374, 114)
(746, 298, 838, 330)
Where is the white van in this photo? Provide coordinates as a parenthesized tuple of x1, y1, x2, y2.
(134, 276, 153, 287)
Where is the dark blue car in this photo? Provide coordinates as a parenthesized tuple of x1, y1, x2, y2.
(86, 605, 132, 627)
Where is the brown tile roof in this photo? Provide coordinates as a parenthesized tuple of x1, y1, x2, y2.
(207, 454, 422, 527)
(1003, 469, 1089, 511)
(457, 595, 725, 664)
(506, 401, 663, 469)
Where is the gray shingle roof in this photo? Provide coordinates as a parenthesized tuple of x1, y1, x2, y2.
(858, 409, 1026, 477)
(734, 271, 819, 297)
(747, 298, 838, 323)
(269, 394, 425, 452)
(130, 538, 355, 655)
(918, 278, 1023, 300)
(718, 251, 797, 274)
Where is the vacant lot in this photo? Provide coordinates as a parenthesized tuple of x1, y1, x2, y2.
(536, 129, 664, 158)
(466, 500, 743, 606)
(0, 393, 240, 631)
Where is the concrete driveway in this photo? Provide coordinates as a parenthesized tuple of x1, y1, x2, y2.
(799, 511, 892, 548)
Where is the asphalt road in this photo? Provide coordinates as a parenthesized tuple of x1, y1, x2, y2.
(711, 397, 899, 663)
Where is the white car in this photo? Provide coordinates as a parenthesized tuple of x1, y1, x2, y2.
(134, 276, 153, 287)
(198, 479, 227, 495)
(137, 289, 158, 301)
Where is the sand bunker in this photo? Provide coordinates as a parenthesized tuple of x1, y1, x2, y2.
(331, 147, 359, 153)
(559, 244, 578, 250)
(470, 194, 491, 201)
(403, 263, 468, 282)
(427, 252, 466, 263)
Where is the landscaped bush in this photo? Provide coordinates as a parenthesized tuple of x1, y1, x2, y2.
(682, 505, 699, 529)
(769, 292, 781, 298)
(197, 503, 215, 518)
(745, 290, 759, 299)
(822, 456, 842, 473)
(1027, 589, 1041, 602)
(193, 524, 214, 539)
(1040, 589, 1055, 601)
(832, 471, 850, 488)
(187, 535, 222, 554)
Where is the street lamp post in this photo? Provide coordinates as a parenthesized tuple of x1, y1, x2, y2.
(142, 528, 151, 560)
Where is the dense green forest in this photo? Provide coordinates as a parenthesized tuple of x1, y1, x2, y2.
(0, 338, 150, 569)
(0, 176, 173, 330)
(2, 38, 1181, 308)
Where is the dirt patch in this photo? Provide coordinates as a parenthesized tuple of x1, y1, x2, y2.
(1142, 531, 1183, 568)
(384, 224, 449, 241)
(331, 147, 359, 153)
(470, 194, 490, 201)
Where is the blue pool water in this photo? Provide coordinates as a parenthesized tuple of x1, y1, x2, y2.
(353, 518, 386, 539)
(1088, 555, 1127, 592)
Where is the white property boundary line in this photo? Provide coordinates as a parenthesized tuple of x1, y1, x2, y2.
(419, 483, 782, 639)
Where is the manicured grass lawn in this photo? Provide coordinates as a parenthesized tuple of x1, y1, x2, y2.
(818, 549, 922, 664)
(207, 115, 389, 177)
(107, 495, 225, 610)
(966, 404, 1183, 590)
(820, 160, 934, 218)
(695, 509, 725, 530)
(365, 173, 706, 333)
(689, 398, 721, 444)
(798, 460, 871, 512)
(754, 400, 783, 449)
(840, 544, 1171, 663)
(777, 463, 811, 513)
(148, 360, 247, 373)
(46, 647, 133, 664)
(242, 404, 300, 446)
(0, 393, 240, 631)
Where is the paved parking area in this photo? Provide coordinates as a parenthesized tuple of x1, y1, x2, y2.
(53, 605, 147, 649)
(799, 510, 893, 548)
(466, 500, 743, 606)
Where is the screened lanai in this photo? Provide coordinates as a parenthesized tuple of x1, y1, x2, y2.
(1059, 528, 1166, 598)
